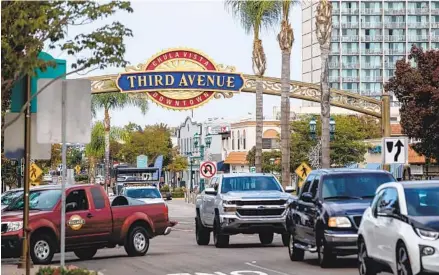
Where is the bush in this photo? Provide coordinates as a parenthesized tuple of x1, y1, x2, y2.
(36, 266, 98, 275)
(174, 187, 184, 193)
(171, 191, 184, 198)
(160, 185, 170, 192)
(74, 175, 89, 182)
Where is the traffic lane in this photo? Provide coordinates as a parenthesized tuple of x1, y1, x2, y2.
(53, 230, 363, 275)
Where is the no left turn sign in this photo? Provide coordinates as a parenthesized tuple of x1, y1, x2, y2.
(200, 161, 217, 179)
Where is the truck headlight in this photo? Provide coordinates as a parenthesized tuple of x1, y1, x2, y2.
(415, 228, 439, 241)
(6, 221, 23, 232)
(328, 217, 352, 228)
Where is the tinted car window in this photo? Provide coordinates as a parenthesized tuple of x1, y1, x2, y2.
(405, 187, 439, 216)
(377, 188, 399, 213)
(91, 187, 105, 209)
(321, 173, 395, 199)
(221, 176, 281, 193)
(300, 174, 315, 196)
(310, 175, 320, 198)
(126, 188, 161, 199)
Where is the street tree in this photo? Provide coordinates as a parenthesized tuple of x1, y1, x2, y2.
(166, 155, 189, 188)
(385, 45, 439, 161)
(1, 1, 134, 147)
(225, 0, 281, 173)
(91, 93, 148, 187)
(246, 147, 282, 174)
(67, 147, 82, 168)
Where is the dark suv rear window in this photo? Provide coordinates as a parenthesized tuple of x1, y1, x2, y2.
(321, 173, 395, 199)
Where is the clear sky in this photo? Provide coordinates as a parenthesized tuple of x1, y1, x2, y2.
(50, 0, 303, 127)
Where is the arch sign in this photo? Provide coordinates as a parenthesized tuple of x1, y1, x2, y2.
(200, 161, 217, 179)
(116, 48, 245, 110)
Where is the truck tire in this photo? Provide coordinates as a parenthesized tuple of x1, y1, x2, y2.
(124, 226, 150, 256)
(213, 215, 229, 248)
(259, 232, 274, 245)
(281, 233, 290, 247)
(288, 233, 305, 261)
(30, 233, 55, 265)
(317, 235, 336, 268)
(73, 248, 97, 260)
(195, 217, 210, 245)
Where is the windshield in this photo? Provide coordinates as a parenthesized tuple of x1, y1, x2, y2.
(405, 187, 439, 216)
(221, 176, 282, 193)
(1, 190, 23, 205)
(126, 188, 161, 199)
(322, 173, 395, 200)
(5, 189, 61, 211)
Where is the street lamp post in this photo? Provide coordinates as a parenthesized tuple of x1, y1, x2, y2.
(269, 158, 275, 174)
(185, 152, 193, 192)
(309, 116, 336, 168)
(193, 132, 212, 192)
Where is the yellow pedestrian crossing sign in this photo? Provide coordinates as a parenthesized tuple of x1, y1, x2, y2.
(75, 165, 81, 174)
(29, 163, 43, 182)
(295, 162, 312, 180)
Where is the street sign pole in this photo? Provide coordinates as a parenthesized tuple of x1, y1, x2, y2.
(60, 81, 67, 267)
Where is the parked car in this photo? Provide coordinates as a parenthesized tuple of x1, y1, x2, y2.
(286, 168, 396, 268)
(42, 174, 53, 182)
(120, 184, 165, 204)
(195, 173, 294, 248)
(358, 180, 439, 275)
(1, 184, 176, 264)
(95, 175, 104, 185)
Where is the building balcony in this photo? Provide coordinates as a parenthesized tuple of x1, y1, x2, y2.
(362, 49, 383, 55)
(341, 8, 359, 14)
(431, 22, 439, 28)
(385, 62, 398, 69)
(385, 49, 406, 55)
(384, 22, 406, 28)
(331, 36, 340, 42)
(330, 49, 341, 54)
(342, 63, 360, 69)
(386, 9, 406, 15)
(407, 8, 430, 15)
(332, 8, 340, 14)
(342, 22, 359, 28)
(362, 35, 383, 42)
(344, 50, 360, 55)
(363, 63, 382, 69)
(432, 9, 439, 15)
(408, 35, 429, 41)
(342, 35, 359, 42)
(385, 35, 406, 42)
(361, 8, 382, 15)
(362, 22, 383, 28)
(342, 76, 360, 82)
(328, 62, 340, 69)
(329, 76, 340, 82)
(362, 76, 383, 82)
(332, 22, 340, 28)
(407, 22, 429, 28)
(432, 36, 439, 42)
(345, 89, 360, 94)
(362, 90, 382, 97)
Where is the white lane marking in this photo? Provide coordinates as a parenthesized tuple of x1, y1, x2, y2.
(245, 262, 291, 275)
(230, 271, 268, 275)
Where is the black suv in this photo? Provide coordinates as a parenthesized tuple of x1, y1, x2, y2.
(286, 168, 396, 268)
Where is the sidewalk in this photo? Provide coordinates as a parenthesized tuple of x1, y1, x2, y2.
(1, 264, 104, 275)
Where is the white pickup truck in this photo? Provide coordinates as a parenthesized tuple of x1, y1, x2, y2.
(195, 173, 294, 248)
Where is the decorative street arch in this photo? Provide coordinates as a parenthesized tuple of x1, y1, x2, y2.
(84, 48, 390, 136)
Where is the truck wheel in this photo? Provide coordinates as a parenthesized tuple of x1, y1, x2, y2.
(73, 248, 97, 260)
(281, 233, 290, 247)
(30, 233, 55, 265)
(317, 235, 336, 268)
(288, 233, 305, 261)
(259, 232, 274, 245)
(124, 226, 150, 256)
(195, 217, 210, 245)
(213, 215, 229, 248)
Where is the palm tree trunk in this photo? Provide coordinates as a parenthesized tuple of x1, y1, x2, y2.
(320, 48, 330, 168)
(255, 79, 263, 173)
(89, 156, 96, 184)
(280, 50, 291, 187)
(104, 109, 111, 192)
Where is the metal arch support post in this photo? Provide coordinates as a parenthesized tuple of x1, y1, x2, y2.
(381, 91, 391, 172)
(199, 145, 205, 192)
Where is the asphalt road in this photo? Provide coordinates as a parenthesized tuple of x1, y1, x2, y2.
(2, 200, 379, 275)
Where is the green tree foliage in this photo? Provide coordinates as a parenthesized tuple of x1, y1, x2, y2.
(67, 147, 82, 168)
(246, 146, 281, 173)
(385, 45, 439, 161)
(290, 115, 381, 169)
(166, 155, 189, 173)
(1, 1, 133, 114)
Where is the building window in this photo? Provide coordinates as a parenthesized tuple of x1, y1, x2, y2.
(262, 138, 280, 149)
(243, 130, 246, 150)
(237, 130, 240, 150)
(232, 131, 235, 150)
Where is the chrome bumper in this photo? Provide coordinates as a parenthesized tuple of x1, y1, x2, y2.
(324, 233, 358, 243)
(219, 212, 287, 229)
(163, 227, 172, 235)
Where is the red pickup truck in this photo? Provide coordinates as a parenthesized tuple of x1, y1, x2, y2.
(1, 184, 176, 264)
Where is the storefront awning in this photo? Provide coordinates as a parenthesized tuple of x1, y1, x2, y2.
(365, 163, 382, 170)
(224, 152, 248, 165)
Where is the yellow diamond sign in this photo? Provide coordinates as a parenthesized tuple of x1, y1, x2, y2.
(75, 165, 81, 174)
(29, 163, 43, 182)
(295, 162, 312, 180)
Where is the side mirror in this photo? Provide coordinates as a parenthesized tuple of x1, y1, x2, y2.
(377, 207, 398, 217)
(285, 186, 295, 193)
(205, 188, 217, 196)
(301, 192, 313, 203)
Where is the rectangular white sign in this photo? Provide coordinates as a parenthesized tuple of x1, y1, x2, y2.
(383, 137, 408, 165)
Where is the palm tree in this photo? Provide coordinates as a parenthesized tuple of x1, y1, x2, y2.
(91, 93, 148, 185)
(278, 0, 299, 188)
(85, 121, 130, 184)
(315, 0, 333, 168)
(225, 0, 281, 173)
